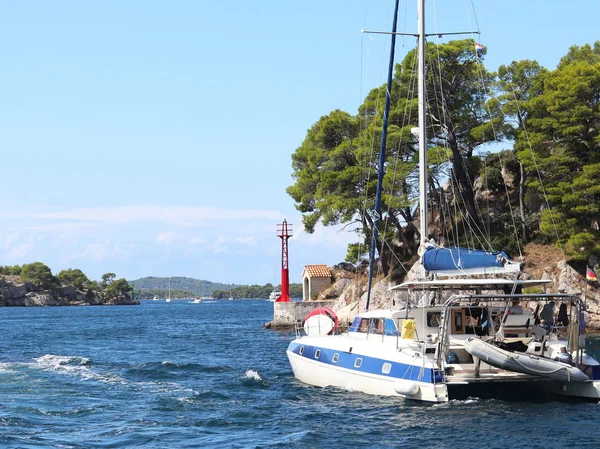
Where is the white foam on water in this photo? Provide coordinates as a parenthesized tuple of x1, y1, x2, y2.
(244, 369, 262, 381)
(32, 354, 124, 384)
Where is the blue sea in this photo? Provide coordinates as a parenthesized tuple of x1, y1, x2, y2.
(0, 300, 599, 448)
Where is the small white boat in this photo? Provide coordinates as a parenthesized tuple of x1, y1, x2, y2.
(463, 337, 589, 383)
(191, 298, 202, 304)
(269, 290, 281, 302)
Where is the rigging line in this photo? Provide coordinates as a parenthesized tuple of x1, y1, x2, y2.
(482, 152, 491, 242)
(426, 35, 460, 248)
(427, 43, 492, 252)
(366, 0, 401, 311)
(468, 0, 481, 34)
(380, 41, 419, 270)
(512, 98, 563, 250)
(475, 0, 559, 250)
(429, 10, 489, 249)
(469, 38, 524, 258)
(358, 28, 388, 289)
(375, 3, 415, 284)
(434, 147, 461, 249)
(383, 239, 409, 273)
(464, 0, 493, 244)
(431, 22, 492, 249)
(358, 17, 389, 256)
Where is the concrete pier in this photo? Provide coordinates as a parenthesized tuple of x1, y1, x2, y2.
(264, 300, 337, 330)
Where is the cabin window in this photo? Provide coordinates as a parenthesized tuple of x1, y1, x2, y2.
(370, 318, 385, 334)
(427, 312, 441, 327)
(452, 310, 465, 334)
(384, 319, 398, 336)
(349, 317, 362, 332)
(382, 362, 392, 374)
(333, 353, 339, 363)
(354, 358, 363, 368)
(299, 346, 304, 355)
(357, 318, 370, 333)
(315, 349, 321, 359)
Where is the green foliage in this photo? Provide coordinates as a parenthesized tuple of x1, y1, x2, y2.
(566, 232, 600, 260)
(212, 283, 302, 299)
(106, 278, 132, 298)
(345, 243, 367, 264)
(101, 273, 116, 285)
(20, 262, 58, 290)
(57, 268, 90, 289)
(0, 265, 22, 276)
(517, 43, 600, 256)
(288, 39, 508, 266)
(129, 276, 239, 298)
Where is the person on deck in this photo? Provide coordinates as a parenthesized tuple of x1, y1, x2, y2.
(540, 301, 555, 333)
(508, 300, 524, 315)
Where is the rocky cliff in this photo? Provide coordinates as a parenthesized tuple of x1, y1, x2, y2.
(315, 244, 600, 331)
(0, 276, 139, 307)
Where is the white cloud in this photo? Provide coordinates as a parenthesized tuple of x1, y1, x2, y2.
(37, 205, 282, 226)
(0, 231, 39, 260)
(80, 241, 134, 262)
(207, 235, 261, 254)
(156, 232, 176, 245)
(294, 222, 359, 249)
(188, 237, 207, 244)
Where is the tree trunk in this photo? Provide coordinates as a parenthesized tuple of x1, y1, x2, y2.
(448, 139, 480, 228)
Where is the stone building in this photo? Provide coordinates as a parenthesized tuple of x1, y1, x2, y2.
(302, 264, 332, 301)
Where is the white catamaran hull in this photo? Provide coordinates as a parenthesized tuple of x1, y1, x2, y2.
(287, 336, 448, 403)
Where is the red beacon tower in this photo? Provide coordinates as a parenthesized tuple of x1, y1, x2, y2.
(276, 219, 293, 302)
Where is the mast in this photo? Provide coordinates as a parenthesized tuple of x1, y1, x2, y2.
(417, 0, 428, 247)
(365, 0, 401, 311)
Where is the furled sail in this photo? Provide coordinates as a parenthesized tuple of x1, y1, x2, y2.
(422, 246, 522, 276)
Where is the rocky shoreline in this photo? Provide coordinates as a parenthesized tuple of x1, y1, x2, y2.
(0, 278, 139, 307)
(315, 249, 600, 332)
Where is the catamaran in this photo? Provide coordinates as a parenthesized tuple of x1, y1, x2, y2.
(286, 0, 600, 403)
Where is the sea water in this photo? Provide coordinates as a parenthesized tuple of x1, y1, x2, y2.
(0, 300, 598, 448)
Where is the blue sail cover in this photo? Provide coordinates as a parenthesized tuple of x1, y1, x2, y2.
(422, 247, 522, 276)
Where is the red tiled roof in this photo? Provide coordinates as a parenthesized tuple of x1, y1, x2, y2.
(303, 264, 331, 278)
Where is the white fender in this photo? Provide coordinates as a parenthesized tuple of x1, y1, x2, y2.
(394, 379, 420, 396)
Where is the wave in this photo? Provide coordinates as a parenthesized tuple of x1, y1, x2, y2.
(127, 361, 232, 377)
(32, 354, 123, 383)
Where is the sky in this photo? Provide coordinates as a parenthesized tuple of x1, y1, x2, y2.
(1, 1, 599, 285)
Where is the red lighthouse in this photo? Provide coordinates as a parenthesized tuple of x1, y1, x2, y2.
(276, 219, 293, 302)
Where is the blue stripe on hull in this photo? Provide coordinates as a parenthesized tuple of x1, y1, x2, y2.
(288, 341, 444, 384)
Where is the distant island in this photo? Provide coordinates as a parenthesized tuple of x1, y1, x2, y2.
(0, 262, 137, 306)
(128, 276, 303, 300)
(0, 263, 303, 306)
